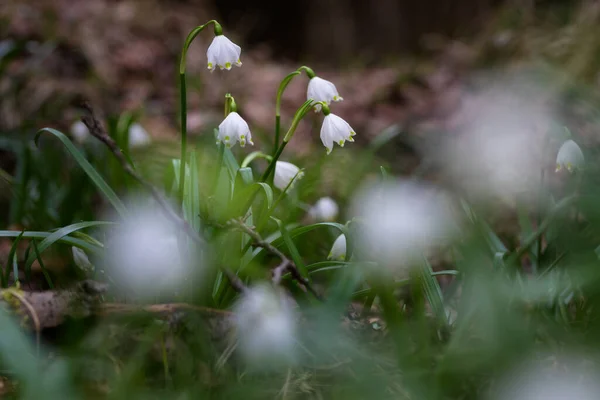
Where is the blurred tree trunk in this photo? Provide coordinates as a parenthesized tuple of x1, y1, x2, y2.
(217, 0, 504, 64)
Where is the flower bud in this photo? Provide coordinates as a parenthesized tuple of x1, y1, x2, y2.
(328, 234, 346, 261)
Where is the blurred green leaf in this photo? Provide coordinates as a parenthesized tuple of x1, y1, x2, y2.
(35, 128, 128, 217)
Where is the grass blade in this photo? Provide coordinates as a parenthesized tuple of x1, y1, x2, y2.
(22, 221, 113, 277)
(35, 128, 127, 217)
(0, 230, 104, 255)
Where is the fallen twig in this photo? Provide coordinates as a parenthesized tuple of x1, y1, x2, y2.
(228, 219, 323, 301)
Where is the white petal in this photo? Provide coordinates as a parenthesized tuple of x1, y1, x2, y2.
(328, 234, 346, 261)
(274, 161, 303, 191)
(70, 121, 90, 144)
(556, 139, 584, 172)
(309, 197, 339, 221)
(307, 77, 342, 106)
(206, 35, 242, 71)
(217, 112, 253, 148)
(320, 114, 356, 154)
(129, 123, 151, 148)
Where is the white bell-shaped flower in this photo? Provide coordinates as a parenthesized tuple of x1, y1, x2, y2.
(206, 35, 242, 72)
(556, 139, 584, 173)
(104, 200, 199, 299)
(72, 247, 94, 274)
(217, 111, 254, 148)
(274, 161, 303, 191)
(328, 234, 346, 261)
(351, 180, 458, 272)
(233, 284, 296, 366)
(128, 123, 152, 148)
(71, 121, 90, 144)
(320, 113, 356, 154)
(308, 197, 339, 222)
(307, 77, 343, 112)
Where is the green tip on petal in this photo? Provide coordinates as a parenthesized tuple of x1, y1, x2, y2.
(225, 62, 232, 69)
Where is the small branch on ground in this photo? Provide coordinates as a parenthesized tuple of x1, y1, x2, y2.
(79, 102, 246, 294)
(228, 219, 323, 301)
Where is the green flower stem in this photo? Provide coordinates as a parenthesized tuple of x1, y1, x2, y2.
(241, 151, 273, 168)
(507, 194, 578, 266)
(178, 20, 221, 205)
(255, 169, 304, 232)
(273, 66, 315, 155)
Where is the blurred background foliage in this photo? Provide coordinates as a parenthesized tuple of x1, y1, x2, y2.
(3, 0, 600, 399)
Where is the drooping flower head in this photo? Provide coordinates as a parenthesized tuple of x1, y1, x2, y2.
(233, 284, 297, 366)
(556, 139, 584, 173)
(328, 234, 346, 261)
(128, 123, 152, 148)
(308, 197, 339, 222)
(307, 76, 343, 112)
(217, 111, 254, 148)
(274, 161, 304, 191)
(320, 109, 356, 154)
(70, 121, 90, 144)
(206, 34, 242, 72)
(72, 247, 94, 274)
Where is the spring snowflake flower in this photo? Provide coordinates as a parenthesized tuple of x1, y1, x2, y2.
(72, 247, 94, 274)
(217, 112, 254, 148)
(104, 201, 198, 299)
(70, 121, 90, 144)
(328, 234, 346, 261)
(233, 284, 296, 366)
(321, 113, 356, 154)
(128, 123, 152, 148)
(556, 139, 584, 173)
(307, 76, 343, 112)
(274, 161, 303, 191)
(351, 180, 457, 271)
(206, 34, 242, 71)
(308, 197, 339, 222)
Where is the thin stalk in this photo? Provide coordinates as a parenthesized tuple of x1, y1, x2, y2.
(178, 20, 220, 205)
(507, 194, 577, 265)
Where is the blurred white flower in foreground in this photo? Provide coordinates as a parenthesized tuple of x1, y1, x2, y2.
(493, 354, 600, 400)
(274, 161, 303, 191)
(351, 180, 457, 270)
(320, 114, 356, 154)
(308, 197, 339, 222)
(105, 202, 197, 299)
(72, 247, 94, 274)
(128, 123, 152, 148)
(206, 35, 242, 71)
(233, 284, 296, 366)
(307, 76, 343, 112)
(217, 112, 254, 148)
(556, 139, 584, 173)
(70, 121, 90, 144)
(434, 73, 556, 205)
(328, 234, 346, 261)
